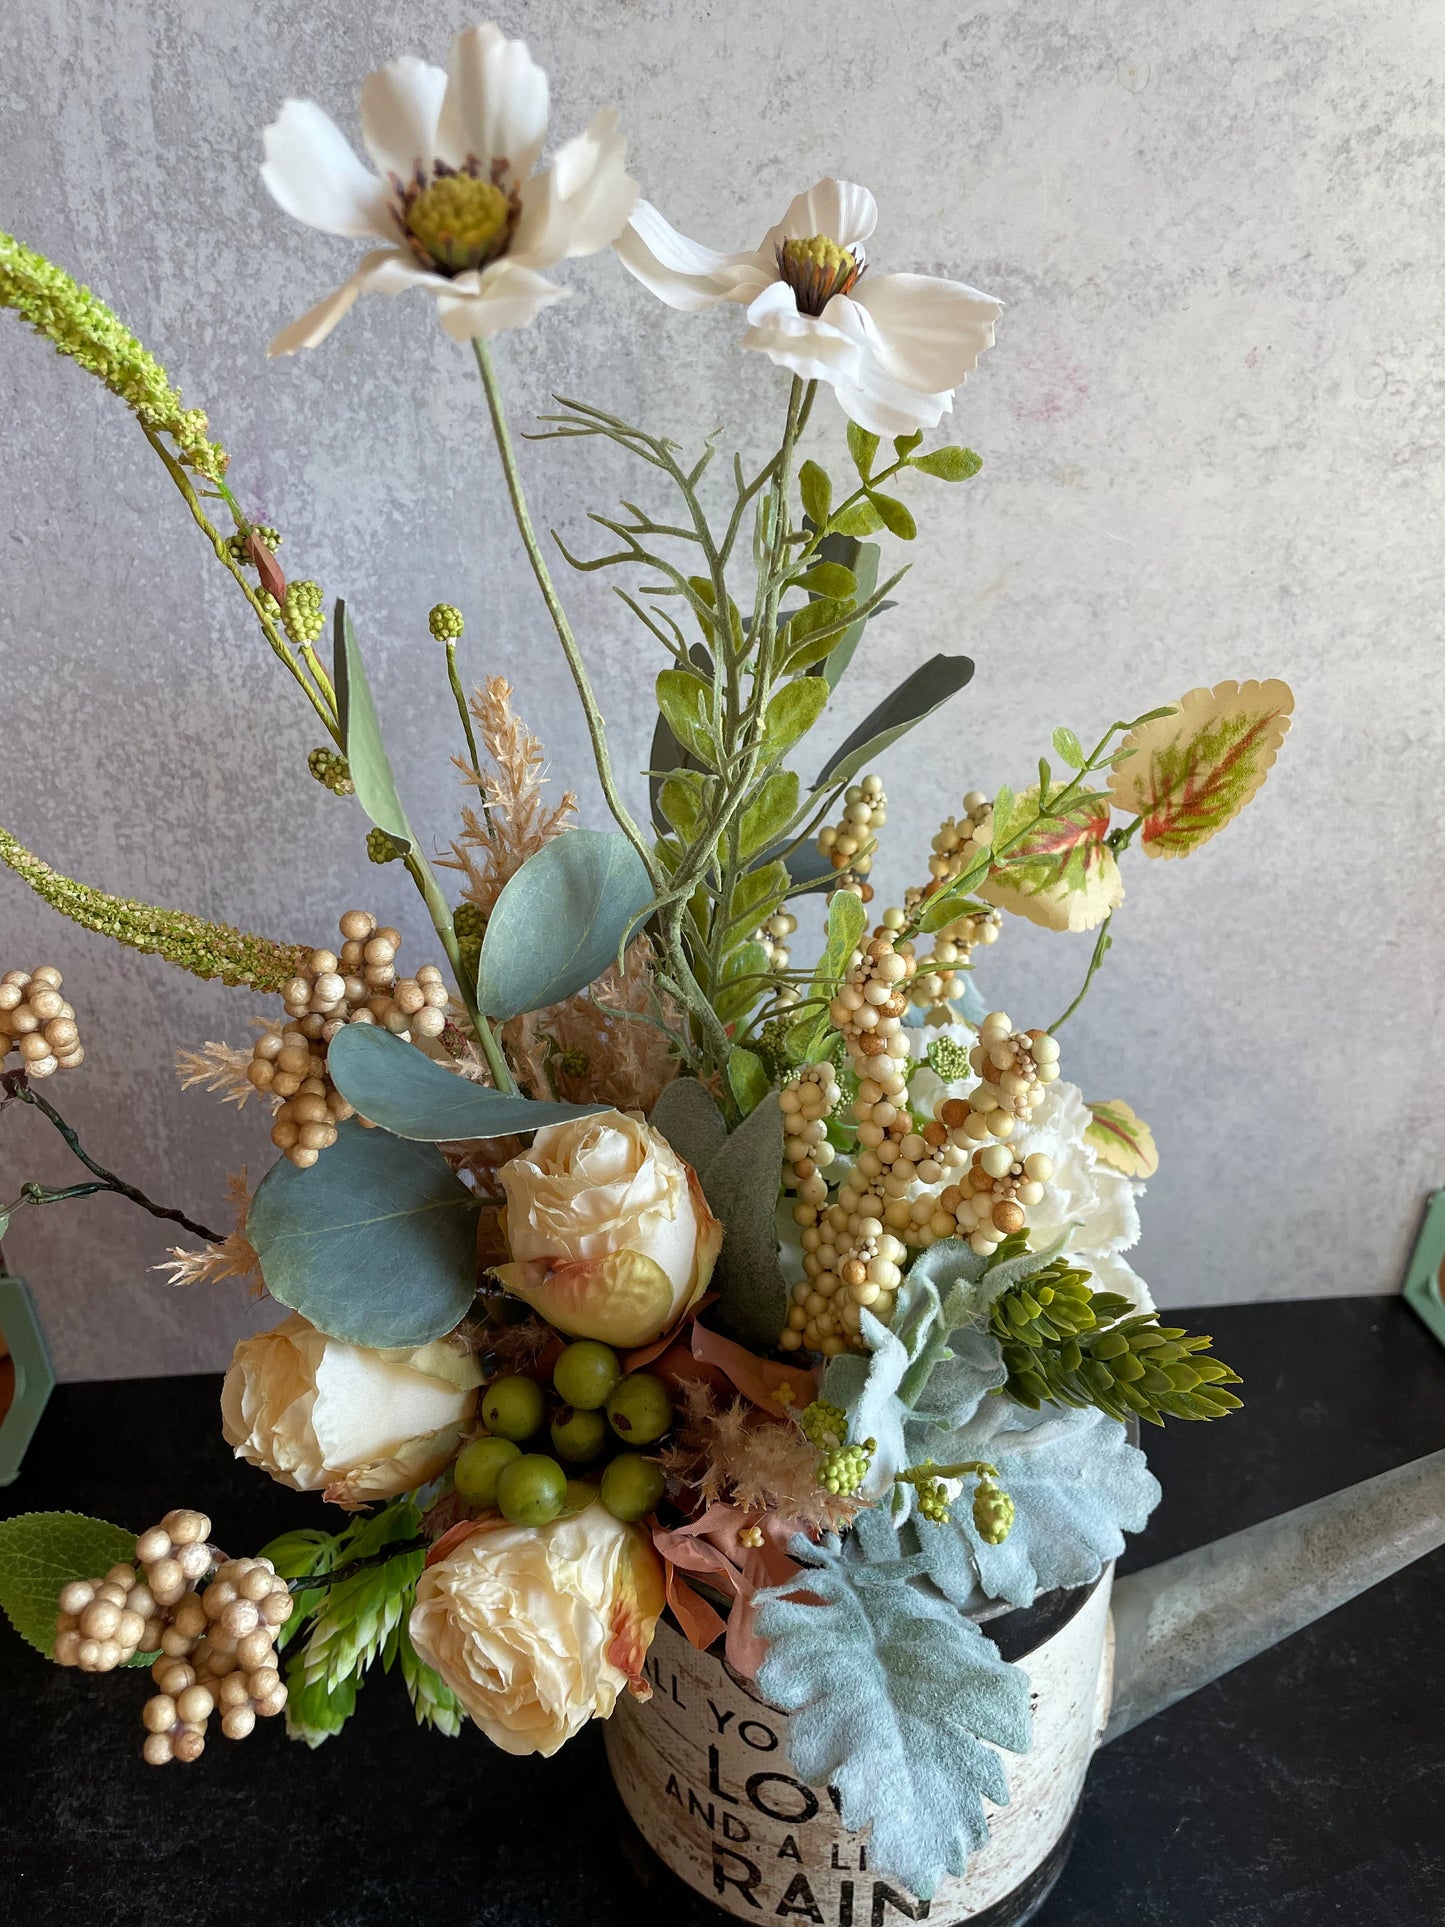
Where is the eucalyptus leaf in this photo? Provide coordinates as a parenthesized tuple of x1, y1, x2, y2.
(649, 1076, 728, 1171)
(761, 677, 830, 763)
(247, 1119, 480, 1349)
(700, 1094, 789, 1351)
(334, 601, 414, 854)
(475, 830, 653, 1021)
(326, 1026, 604, 1141)
(814, 652, 975, 789)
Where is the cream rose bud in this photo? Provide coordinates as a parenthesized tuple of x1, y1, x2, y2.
(221, 1312, 481, 1506)
(493, 1110, 723, 1348)
(410, 1505, 665, 1757)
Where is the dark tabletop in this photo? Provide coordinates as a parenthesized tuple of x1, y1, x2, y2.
(1, 1295, 1442, 1927)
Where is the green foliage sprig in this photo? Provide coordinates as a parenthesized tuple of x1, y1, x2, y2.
(0, 825, 307, 990)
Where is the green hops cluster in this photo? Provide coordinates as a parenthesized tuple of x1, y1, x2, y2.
(429, 603, 464, 642)
(925, 1035, 974, 1082)
(972, 1480, 1015, 1546)
(307, 747, 354, 796)
(453, 901, 485, 984)
(993, 1274, 1243, 1428)
(367, 827, 404, 865)
(798, 1400, 848, 1449)
(226, 524, 280, 567)
(818, 1439, 875, 1498)
(281, 580, 325, 647)
(916, 1477, 951, 1526)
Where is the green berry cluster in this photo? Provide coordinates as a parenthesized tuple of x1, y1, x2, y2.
(226, 525, 280, 567)
(818, 1439, 875, 1498)
(992, 1270, 1243, 1427)
(797, 1400, 848, 1449)
(367, 828, 404, 865)
(455, 1343, 675, 1531)
(307, 747, 354, 797)
(972, 1480, 1015, 1546)
(916, 1477, 951, 1525)
(281, 580, 325, 647)
(429, 603, 464, 642)
(925, 1035, 974, 1082)
(452, 901, 485, 984)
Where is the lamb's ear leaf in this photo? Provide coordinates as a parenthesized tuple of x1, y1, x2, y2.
(699, 1094, 788, 1351)
(649, 1076, 728, 1172)
(813, 653, 974, 789)
(246, 1118, 480, 1349)
(474, 829, 653, 1021)
(326, 1026, 605, 1141)
(755, 1532, 1032, 1900)
(334, 600, 414, 855)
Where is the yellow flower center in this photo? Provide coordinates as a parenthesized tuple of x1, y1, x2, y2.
(777, 233, 864, 315)
(404, 175, 513, 274)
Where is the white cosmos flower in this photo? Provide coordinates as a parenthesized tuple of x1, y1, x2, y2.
(261, 23, 637, 355)
(615, 178, 1002, 435)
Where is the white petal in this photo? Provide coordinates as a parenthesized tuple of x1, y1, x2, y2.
(849, 271, 1002, 392)
(267, 248, 438, 356)
(740, 279, 863, 385)
(614, 200, 771, 312)
(435, 259, 568, 339)
(260, 99, 394, 239)
(510, 107, 639, 267)
(360, 56, 448, 182)
(437, 23, 548, 180)
(761, 178, 878, 254)
(820, 293, 956, 434)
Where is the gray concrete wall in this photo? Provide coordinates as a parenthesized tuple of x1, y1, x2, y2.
(2, 0, 1442, 1379)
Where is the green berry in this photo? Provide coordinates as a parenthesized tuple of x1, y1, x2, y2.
(481, 1374, 546, 1442)
(973, 1481, 1016, 1546)
(817, 1438, 874, 1498)
(549, 1405, 610, 1464)
(307, 747, 354, 796)
(367, 826, 404, 865)
(559, 1479, 602, 1518)
(916, 1477, 952, 1526)
(429, 602, 464, 642)
(496, 1453, 568, 1527)
(798, 1400, 848, 1449)
(453, 1435, 521, 1509)
(553, 1340, 622, 1412)
(605, 1372, 674, 1446)
(600, 1453, 666, 1522)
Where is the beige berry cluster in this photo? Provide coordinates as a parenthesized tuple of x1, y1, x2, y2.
(927, 789, 994, 887)
(779, 1062, 840, 1204)
(938, 1011, 1061, 1142)
(816, 774, 886, 901)
(749, 910, 800, 1009)
(245, 910, 449, 1166)
(55, 1566, 166, 1673)
(0, 967, 84, 1077)
(783, 934, 929, 1354)
(934, 1142, 1056, 1257)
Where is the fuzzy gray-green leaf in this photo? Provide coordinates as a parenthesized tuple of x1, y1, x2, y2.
(701, 1094, 788, 1351)
(649, 1076, 728, 1171)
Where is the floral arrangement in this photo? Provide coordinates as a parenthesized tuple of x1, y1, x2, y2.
(0, 23, 1295, 1903)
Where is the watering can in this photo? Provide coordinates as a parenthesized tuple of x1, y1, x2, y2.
(605, 1448, 1445, 1925)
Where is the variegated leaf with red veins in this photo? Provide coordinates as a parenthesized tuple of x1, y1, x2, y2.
(1086, 1099, 1159, 1179)
(1107, 679, 1294, 860)
(978, 788, 1123, 932)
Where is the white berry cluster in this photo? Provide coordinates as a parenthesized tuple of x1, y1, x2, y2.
(936, 1142, 1056, 1256)
(940, 1012, 1061, 1141)
(749, 909, 800, 1008)
(53, 1506, 294, 1764)
(816, 774, 886, 901)
(780, 1062, 840, 1202)
(0, 966, 84, 1077)
(245, 910, 449, 1166)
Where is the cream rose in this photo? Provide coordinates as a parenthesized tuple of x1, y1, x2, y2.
(409, 1504, 666, 1757)
(493, 1110, 722, 1347)
(221, 1312, 481, 1505)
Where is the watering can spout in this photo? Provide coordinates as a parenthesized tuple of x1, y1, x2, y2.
(1104, 1447, 1445, 1743)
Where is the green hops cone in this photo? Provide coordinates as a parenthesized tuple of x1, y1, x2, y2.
(307, 747, 354, 796)
(453, 901, 485, 986)
(0, 825, 306, 990)
(972, 1481, 1015, 1546)
(991, 1272, 1243, 1428)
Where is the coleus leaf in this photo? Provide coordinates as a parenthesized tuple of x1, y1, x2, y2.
(755, 1533, 1031, 1899)
(978, 788, 1123, 932)
(1106, 678, 1294, 859)
(1086, 1098, 1159, 1178)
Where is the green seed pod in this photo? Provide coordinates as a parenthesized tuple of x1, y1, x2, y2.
(307, 747, 354, 796)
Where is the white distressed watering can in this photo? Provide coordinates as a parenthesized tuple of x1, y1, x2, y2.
(605, 1449, 1445, 1925)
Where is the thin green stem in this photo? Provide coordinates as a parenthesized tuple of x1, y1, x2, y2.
(1049, 914, 1115, 1033)
(400, 849, 515, 1094)
(471, 339, 658, 888)
(446, 641, 483, 775)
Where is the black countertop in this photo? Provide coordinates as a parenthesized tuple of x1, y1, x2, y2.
(1, 1295, 1442, 1926)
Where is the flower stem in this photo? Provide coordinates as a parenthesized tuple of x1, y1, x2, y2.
(470, 338, 658, 887)
(287, 1537, 428, 1595)
(0, 1070, 226, 1241)
(1049, 913, 1115, 1033)
(446, 640, 483, 778)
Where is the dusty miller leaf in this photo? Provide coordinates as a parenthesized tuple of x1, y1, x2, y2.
(755, 1533, 1031, 1899)
(1106, 679, 1294, 860)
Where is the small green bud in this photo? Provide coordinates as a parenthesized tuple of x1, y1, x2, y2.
(926, 1036, 973, 1082)
(452, 900, 485, 981)
(559, 1047, 589, 1077)
(972, 1480, 1015, 1546)
(307, 747, 354, 796)
(226, 524, 280, 566)
(367, 827, 404, 865)
(429, 602, 465, 642)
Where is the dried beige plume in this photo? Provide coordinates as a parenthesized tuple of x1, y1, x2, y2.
(664, 1380, 860, 1535)
(154, 1171, 260, 1291)
(440, 675, 577, 919)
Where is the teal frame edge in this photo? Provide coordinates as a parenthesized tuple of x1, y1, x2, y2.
(0, 1274, 55, 1485)
(1403, 1189, 1445, 1352)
